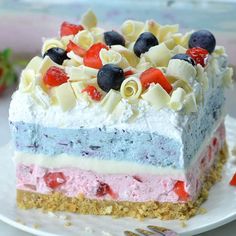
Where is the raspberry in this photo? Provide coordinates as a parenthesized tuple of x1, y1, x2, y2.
(82, 85, 102, 101)
(60, 21, 84, 37)
(44, 172, 66, 189)
(173, 180, 189, 201)
(186, 47, 209, 67)
(43, 66, 69, 87)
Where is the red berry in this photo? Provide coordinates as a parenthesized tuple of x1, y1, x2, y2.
(82, 85, 102, 101)
(186, 47, 209, 67)
(83, 43, 108, 69)
(140, 67, 172, 93)
(173, 180, 189, 201)
(44, 172, 66, 189)
(60, 21, 84, 37)
(43, 66, 69, 87)
(229, 173, 236, 186)
(66, 40, 87, 57)
(124, 70, 134, 77)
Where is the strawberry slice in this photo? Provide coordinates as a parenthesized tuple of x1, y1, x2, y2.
(66, 40, 86, 57)
(140, 67, 172, 93)
(83, 43, 108, 69)
(82, 85, 102, 101)
(96, 182, 117, 199)
(60, 21, 84, 37)
(44, 172, 66, 189)
(43, 66, 69, 87)
(173, 181, 189, 201)
(186, 47, 209, 67)
(124, 70, 134, 77)
(229, 173, 236, 186)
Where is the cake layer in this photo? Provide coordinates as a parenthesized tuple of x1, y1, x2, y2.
(10, 86, 225, 169)
(16, 124, 225, 203)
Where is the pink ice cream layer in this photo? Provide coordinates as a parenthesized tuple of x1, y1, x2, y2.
(16, 123, 226, 203)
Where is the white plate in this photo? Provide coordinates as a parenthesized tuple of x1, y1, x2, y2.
(0, 116, 236, 236)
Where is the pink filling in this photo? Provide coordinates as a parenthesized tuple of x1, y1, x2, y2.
(16, 123, 225, 203)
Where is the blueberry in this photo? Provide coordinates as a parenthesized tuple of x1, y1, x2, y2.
(104, 31, 125, 47)
(189, 30, 216, 54)
(133, 32, 159, 57)
(171, 53, 196, 66)
(97, 64, 125, 92)
(43, 47, 69, 65)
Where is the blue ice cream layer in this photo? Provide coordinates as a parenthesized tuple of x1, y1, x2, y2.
(10, 86, 225, 169)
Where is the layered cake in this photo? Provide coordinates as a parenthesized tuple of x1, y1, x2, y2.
(9, 11, 233, 219)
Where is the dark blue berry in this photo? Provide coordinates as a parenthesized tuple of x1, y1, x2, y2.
(189, 30, 216, 54)
(104, 31, 125, 47)
(133, 32, 159, 57)
(171, 53, 196, 66)
(43, 47, 69, 65)
(97, 64, 125, 92)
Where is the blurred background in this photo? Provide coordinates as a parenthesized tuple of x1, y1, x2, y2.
(0, 0, 235, 235)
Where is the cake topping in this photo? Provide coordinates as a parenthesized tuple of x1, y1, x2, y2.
(97, 64, 125, 92)
(171, 53, 196, 66)
(43, 47, 69, 65)
(66, 40, 86, 57)
(186, 47, 209, 67)
(133, 32, 159, 57)
(188, 30, 216, 54)
(82, 85, 102, 101)
(60, 21, 84, 37)
(229, 173, 236, 186)
(104, 30, 126, 47)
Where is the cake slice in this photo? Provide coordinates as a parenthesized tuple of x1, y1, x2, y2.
(9, 11, 233, 220)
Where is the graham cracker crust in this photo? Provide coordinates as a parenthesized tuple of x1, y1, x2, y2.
(16, 143, 228, 220)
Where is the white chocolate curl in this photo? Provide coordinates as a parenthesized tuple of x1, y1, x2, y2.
(157, 24, 179, 42)
(141, 84, 170, 110)
(169, 87, 186, 111)
(25, 56, 43, 73)
(183, 93, 197, 114)
(121, 20, 144, 42)
(144, 20, 160, 36)
(42, 38, 64, 55)
(120, 77, 142, 101)
(19, 69, 36, 93)
(81, 9, 97, 29)
(74, 30, 94, 50)
(66, 65, 98, 81)
(90, 27, 104, 43)
(32, 85, 51, 109)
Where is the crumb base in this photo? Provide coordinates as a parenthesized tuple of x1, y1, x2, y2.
(16, 143, 228, 220)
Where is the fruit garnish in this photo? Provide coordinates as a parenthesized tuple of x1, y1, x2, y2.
(0, 49, 17, 95)
(189, 30, 216, 54)
(66, 40, 86, 57)
(83, 43, 108, 69)
(171, 53, 196, 66)
(186, 47, 209, 67)
(97, 64, 125, 92)
(124, 70, 134, 77)
(43, 47, 69, 65)
(133, 32, 159, 57)
(43, 66, 69, 87)
(140, 67, 172, 93)
(229, 173, 236, 186)
(104, 30, 125, 47)
(44, 172, 66, 189)
(173, 180, 189, 201)
(82, 85, 102, 101)
(60, 21, 84, 37)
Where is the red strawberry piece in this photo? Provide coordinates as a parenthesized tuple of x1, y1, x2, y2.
(96, 182, 112, 197)
(140, 67, 172, 93)
(186, 47, 209, 67)
(66, 40, 86, 57)
(60, 21, 84, 37)
(44, 172, 66, 189)
(229, 173, 236, 186)
(173, 180, 189, 201)
(43, 66, 69, 87)
(83, 43, 108, 69)
(124, 70, 134, 77)
(82, 85, 102, 101)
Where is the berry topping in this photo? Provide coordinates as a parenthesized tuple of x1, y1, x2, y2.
(229, 173, 236, 186)
(43, 66, 69, 87)
(66, 40, 86, 57)
(44, 172, 66, 189)
(189, 30, 216, 54)
(104, 30, 126, 47)
(173, 181, 189, 201)
(171, 53, 196, 66)
(82, 85, 102, 101)
(124, 70, 134, 77)
(140, 67, 172, 93)
(96, 182, 112, 197)
(60, 21, 84, 37)
(97, 64, 125, 92)
(133, 32, 159, 57)
(83, 43, 108, 69)
(43, 47, 69, 65)
(186, 47, 209, 67)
